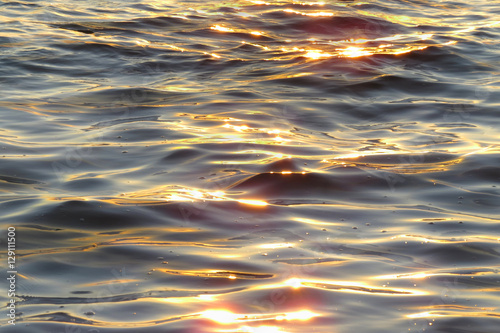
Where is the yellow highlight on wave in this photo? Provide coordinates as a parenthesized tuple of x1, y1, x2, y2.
(304, 50, 333, 59)
(165, 188, 267, 206)
(210, 25, 234, 32)
(339, 46, 374, 58)
(200, 309, 319, 324)
(238, 199, 268, 206)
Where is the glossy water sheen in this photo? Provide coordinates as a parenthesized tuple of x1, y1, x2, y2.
(1, 0, 499, 332)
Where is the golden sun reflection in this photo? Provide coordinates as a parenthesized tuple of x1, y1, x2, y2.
(221, 122, 291, 144)
(160, 294, 218, 304)
(374, 268, 497, 281)
(223, 123, 251, 132)
(278, 42, 436, 61)
(160, 187, 265, 205)
(303, 50, 333, 59)
(210, 25, 267, 38)
(267, 278, 428, 295)
(93, 184, 272, 208)
(283, 9, 334, 17)
(338, 46, 374, 58)
(390, 234, 460, 244)
(376, 272, 435, 280)
(407, 310, 500, 319)
(202, 309, 239, 324)
(217, 326, 288, 333)
(292, 217, 336, 226)
(208, 52, 222, 58)
(331, 149, 398, 160)
(218, 325, 286, 333)
(160, 269, 274, 280)
(277, 310, 316, 321)
(198, 294, 218, 301)
(211, 25, 234, 32)
(238, 199, 268, 206)
(200, 309, 319, 325)
(285, 278, 302, 289)
(238, 326, 284, 333)
(273, 135, 290, 142)
(81, 279, 140, 287)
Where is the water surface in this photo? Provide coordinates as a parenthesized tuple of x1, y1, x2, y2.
(1, 0, 499, 332)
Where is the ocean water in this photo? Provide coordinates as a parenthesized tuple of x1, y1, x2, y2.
(1, 0, 499, 332)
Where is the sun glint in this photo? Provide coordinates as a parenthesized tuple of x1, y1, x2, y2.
(211, 25, 234, 32)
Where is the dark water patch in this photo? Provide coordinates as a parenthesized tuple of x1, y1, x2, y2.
(60, 88, 193, 107)
(230, 167, 430, 199)
(403, 45, 493, 72)
(432, 317, 500, 333)
(0, 174, 44, 184)
(16, 224, 63, 231)
(118, 127, 196, 142)
(0, 1, 40, 8)
(343, 74, 470, 99)
(460, 166, 500, 182)
(19, 288, 228, 305)
(53, 23, 96, 34)
(124, 16, 197, 29)
(422, 242, 500, 265)
(25, 200, 170, 230)
(344, 152, 459, 165)
(159, 148, 206, 165)
(54, 41, 154, 58)
(61, 178, 114, 192)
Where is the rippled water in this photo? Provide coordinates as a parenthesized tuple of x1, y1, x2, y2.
(1, 0, 499, 332)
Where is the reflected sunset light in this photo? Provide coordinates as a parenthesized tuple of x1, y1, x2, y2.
(338, 46, 374, 58)
(304, 50, 334, 59)
(283, 9, 334, 17)
(218, 326, 286, 333)
(202, 309, 239, 324)
(406, 310, 500, 319)
(9, 0, 499, 332)
(238, 199, 268, 206)
(200, 309, 320, 324)
(211, 25, 234, 32)
(278, 278, 427, 295)
(237, 326, 284, 333)
(285, 278, 302, 289)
